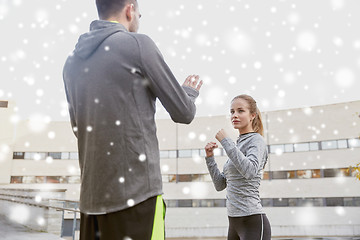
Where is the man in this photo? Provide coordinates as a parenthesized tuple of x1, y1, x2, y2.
(62, 0, 203, 239)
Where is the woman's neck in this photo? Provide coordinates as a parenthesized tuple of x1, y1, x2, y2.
(238, 127, 255, 135)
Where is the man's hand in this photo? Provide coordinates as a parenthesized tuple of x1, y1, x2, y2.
(215, 129, 228, 142)
(205, 142, 218, 158)
(182, 75, 203, 91)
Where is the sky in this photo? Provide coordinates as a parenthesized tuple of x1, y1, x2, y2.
(0, 0, 359, 122)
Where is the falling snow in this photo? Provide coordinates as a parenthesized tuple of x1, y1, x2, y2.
(9, 205, 30, 224)
(127, 199, 135, 207)
(0, 1, 358, 121)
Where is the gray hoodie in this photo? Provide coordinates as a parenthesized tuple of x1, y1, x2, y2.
(63, 20, 198, 214)
(206, 132, 268, 217)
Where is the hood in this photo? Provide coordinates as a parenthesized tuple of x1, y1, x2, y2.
(73, 20, 128, 59)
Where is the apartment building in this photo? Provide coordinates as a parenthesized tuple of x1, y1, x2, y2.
(0, 99, 359, 238)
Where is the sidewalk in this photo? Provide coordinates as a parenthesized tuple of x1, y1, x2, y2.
(0, 214, 64, 240)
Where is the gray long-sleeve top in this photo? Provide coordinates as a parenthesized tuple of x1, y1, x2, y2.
(63, 20, 198, 214)
(205, 132, 268, 217)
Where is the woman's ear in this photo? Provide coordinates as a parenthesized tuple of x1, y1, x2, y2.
(251, 113, 256, 121)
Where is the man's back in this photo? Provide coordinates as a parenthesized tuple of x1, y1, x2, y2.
(63, 20, 199, 214)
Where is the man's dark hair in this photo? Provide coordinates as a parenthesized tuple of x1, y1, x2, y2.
(96, 0, 136, 20)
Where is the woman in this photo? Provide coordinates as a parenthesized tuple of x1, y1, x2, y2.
(205, 94, 271, 240)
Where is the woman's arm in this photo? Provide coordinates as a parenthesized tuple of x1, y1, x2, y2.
(215, 129, 265, 180)
(205, 142, 226, 191)
(205, 156, 227, 191)
(220, 137, 265, 180)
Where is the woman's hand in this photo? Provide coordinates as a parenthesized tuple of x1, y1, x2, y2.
(205, 142, 218, 158)
(215, 129, 228, 142)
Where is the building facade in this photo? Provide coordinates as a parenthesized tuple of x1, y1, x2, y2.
(1, 100, 360, 238)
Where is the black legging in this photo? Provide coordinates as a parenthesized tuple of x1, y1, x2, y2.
(228, 214, 271, 240)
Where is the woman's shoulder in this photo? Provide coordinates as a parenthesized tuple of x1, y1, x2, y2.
(249, 133, 267, 146)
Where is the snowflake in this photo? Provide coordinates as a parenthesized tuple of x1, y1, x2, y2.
(127, 199, 135, 207)
(138, 154, 146, 162)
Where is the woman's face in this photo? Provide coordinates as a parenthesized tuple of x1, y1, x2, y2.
(230, 98, 255, 133)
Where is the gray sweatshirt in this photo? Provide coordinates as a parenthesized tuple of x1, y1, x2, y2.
(63, 20, 198, 214)
(205, 132, 268, 217)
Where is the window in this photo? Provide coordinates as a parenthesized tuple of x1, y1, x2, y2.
(178, 174, 192, 182)
(192, 200, 201, 207)
(297, 170, 312, 179)
(10, 176, 23, 183)
(0, 101, 8, 108)
(337, 139, 348, 149)
(353, 197, 360, 206)
(24, 152, 33, 160)
(49, 152, 61, 159)
(272, 171, 287, 179)
(191, 149, 200, 157)
(214, 199, 226, 207)
(191, 174, 202, 182)
(287, 171, 296, 179)
(13, 152, 25, 159)
(261, 199, 272, 207)
(349, 138, 360, 148)
(61, 152, 70, 160)
(178, 200, 192, 207)
(313, 198, 324, 206)
(161, 197, 358, 208)
(168, 150, 177, 158)
(284, 144, 294, 152)
(324, 169, 338, 178)
(262, 171, 270, 180)
(178, 150, 192, 158)
(298, 198, 315, 207)
(339, 168, 351, 177)
(311, 169, 321, 178)
(46, 176, 60, 183)
(199, 199, 214, 207)
(22, 176, 36, 184)
(159, 151, 169, 159)
(33, 153, 46, 160)
(288, 198, 298, 206)
(273, 198, 288, 207)
(326, 197, 344, 206)
(321, 140, 337, 150)
(270, 145, 284, 154)
(344, 197, 354, 206)
(35, 176, 45, 183)
(309, 142, 319, 151)
(69, 152, 79, 160)
(59, 176, 68, 183)
(68, 176, 81, 184)
(168, 175, 177, 182)
(165, 200, 178, 208)
(294, 143, 310, 152)
(199, 149, 206, 157)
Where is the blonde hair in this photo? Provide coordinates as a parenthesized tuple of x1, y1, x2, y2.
(231, 94, 264, 136)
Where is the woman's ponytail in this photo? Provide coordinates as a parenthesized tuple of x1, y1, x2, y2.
(252, 107, 264, 136)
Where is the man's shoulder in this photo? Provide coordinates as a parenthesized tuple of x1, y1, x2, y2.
(127, 33, 156, 46)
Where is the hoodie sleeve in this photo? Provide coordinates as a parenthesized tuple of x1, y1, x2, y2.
(220, 137, 265, 180)
(205, 156, 227, 191)
(136, 34, 198, 124)
(63, 80, 78, 138)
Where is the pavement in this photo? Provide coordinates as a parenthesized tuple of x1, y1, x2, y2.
(0, 214, 64, 240)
